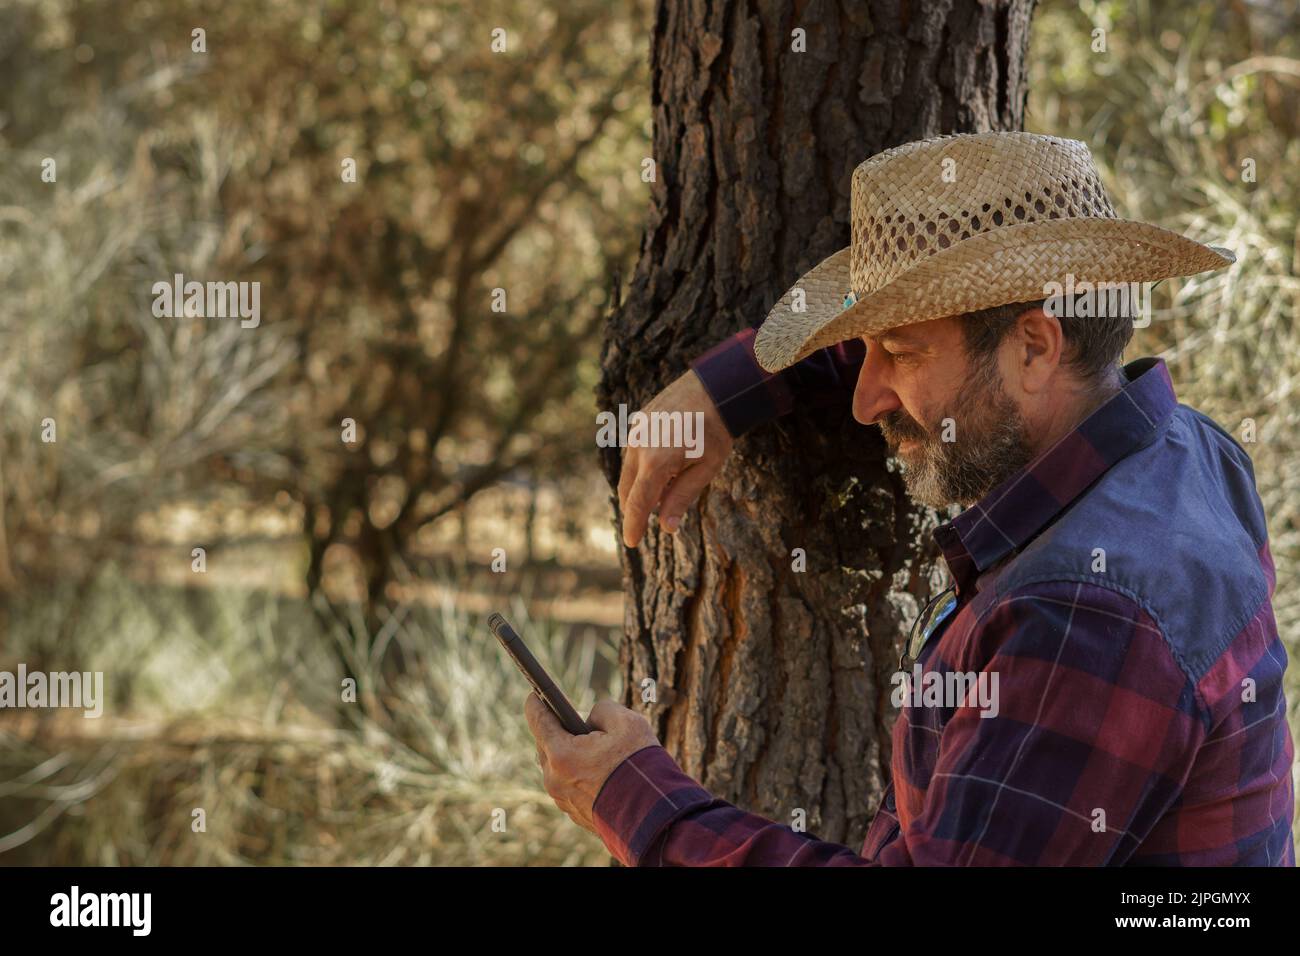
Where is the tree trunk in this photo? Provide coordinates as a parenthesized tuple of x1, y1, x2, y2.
(598, 0, 1036, 851)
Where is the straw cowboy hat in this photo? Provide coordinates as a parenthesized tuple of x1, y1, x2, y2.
(753, 130, 1235, 372)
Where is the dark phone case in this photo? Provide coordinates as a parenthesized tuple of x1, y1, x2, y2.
(487, 613, 593, 735)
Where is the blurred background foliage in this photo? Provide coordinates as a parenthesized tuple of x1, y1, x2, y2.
(0, 0, 1296, 863)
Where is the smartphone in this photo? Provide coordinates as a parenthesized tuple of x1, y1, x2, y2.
(487, 612, 593, 735)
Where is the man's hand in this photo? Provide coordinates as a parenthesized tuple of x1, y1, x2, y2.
(525, 694, 661, 836)
(618, 369, 734, 548)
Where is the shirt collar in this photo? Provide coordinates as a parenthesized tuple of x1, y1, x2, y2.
(933, 356, 1178, 594)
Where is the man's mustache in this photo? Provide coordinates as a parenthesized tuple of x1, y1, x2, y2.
(879, 409, 928, 446)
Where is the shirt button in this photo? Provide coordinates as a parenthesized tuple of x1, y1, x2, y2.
(885, 789, 896, 811)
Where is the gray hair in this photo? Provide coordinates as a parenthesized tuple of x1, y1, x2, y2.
(961, 294, 1135, 383)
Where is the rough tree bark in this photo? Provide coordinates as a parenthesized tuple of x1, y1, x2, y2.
(597, 0, 1036, 851)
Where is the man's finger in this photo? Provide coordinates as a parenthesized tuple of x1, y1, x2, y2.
(617, 445, 639, 514)
(657, 463, 713, 533)
(587, 698, 629, 733)
(622, 459, 677, 548)
(525, 691, 567, 750)
(617, 447, 643, 547)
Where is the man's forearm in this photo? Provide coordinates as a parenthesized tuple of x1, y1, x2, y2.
(690, 328, 865, 438)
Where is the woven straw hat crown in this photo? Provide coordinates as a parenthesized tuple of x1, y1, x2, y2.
(753, 131, 1235, 372)
(849, 133, 1117, 295)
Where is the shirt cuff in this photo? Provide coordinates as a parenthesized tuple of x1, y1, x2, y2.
(591, 744, 716, 867)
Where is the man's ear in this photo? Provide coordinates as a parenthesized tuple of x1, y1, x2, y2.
(1013, 306, 1063, 394)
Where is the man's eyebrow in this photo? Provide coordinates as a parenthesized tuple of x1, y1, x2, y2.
(875, 329, 923, 348)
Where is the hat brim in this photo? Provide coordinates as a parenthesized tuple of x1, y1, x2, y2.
(753, 218, 1236, 372)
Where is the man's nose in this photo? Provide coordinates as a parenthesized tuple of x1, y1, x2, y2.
(852, 344, 901, 425)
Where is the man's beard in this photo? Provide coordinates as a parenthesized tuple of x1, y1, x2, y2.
(878, 355, 1035, 509)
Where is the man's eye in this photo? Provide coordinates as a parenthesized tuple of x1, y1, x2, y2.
(870, 341, 909, 363)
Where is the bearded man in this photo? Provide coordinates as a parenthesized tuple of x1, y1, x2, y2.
(525, 131, 1295, 866)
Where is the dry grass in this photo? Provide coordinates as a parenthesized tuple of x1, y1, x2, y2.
(0, 567, 620, 866)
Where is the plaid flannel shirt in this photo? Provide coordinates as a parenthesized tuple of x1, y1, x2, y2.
(592, 330, 1296, 866)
